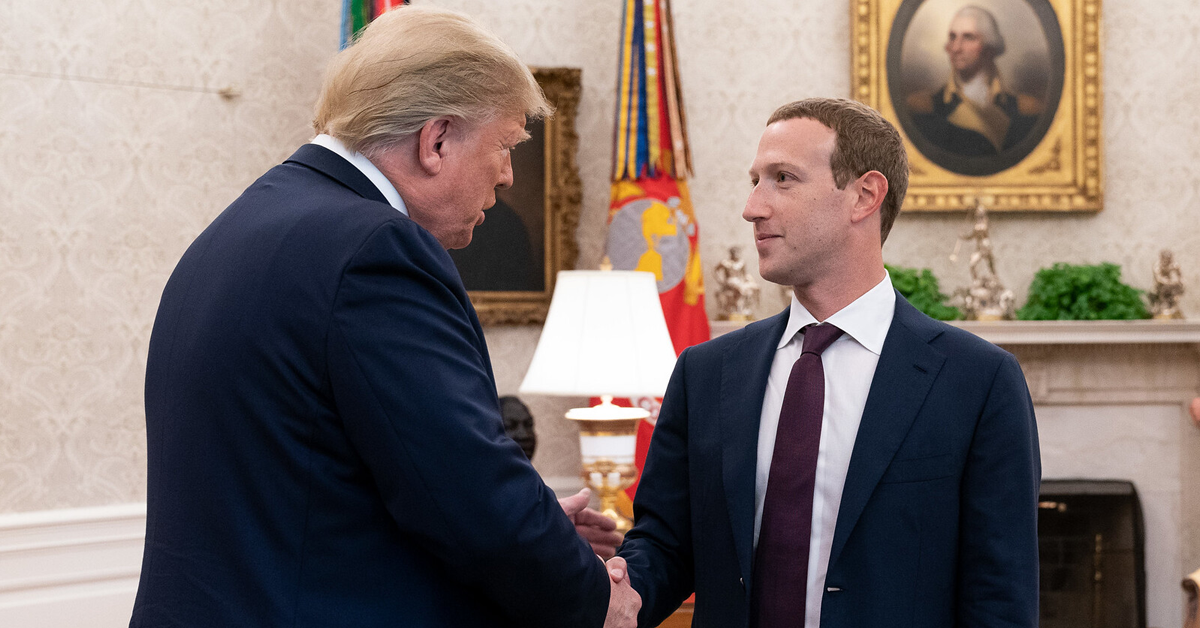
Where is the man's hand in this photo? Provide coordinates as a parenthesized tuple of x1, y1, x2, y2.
(559, 488, 624, 560)
(604, 556, 640, 628)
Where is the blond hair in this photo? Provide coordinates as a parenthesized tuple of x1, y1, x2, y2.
(313, 5, 551, 157)
(768, 98, 909, 243)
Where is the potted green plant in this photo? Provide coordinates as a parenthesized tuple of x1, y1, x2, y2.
(1016, 262, 1149, 320)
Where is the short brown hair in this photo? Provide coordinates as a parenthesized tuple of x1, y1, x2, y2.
(767, 98, 908, 243)
(313, 5, 551, 157)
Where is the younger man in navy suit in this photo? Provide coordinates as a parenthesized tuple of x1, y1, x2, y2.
(618, 98, 1040, 628)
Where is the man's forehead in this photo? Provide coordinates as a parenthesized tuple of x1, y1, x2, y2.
(949, 14, 979, 32)
(754, 118, 835, 160)
(479, 112, 529, 142)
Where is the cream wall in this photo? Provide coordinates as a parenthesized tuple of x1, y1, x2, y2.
(0, 1, 339, 510)
(0, 0, 1196, 571)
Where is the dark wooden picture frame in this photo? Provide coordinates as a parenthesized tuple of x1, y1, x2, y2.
(448, 67, 582, 325)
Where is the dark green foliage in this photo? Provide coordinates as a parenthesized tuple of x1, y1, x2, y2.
(1016, 263, 1149, 320)
(885, 264, 961, 321)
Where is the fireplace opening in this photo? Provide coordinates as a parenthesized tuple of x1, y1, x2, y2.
(1038, 480, 1146, 628)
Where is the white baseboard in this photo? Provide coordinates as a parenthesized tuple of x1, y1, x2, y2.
(0, 503, 146, 628)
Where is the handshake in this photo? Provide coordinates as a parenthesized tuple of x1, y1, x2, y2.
(561, 489, 642, 628)
(603, 556, 640, 628)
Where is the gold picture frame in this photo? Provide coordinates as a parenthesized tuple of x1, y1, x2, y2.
(851, 0, 1102, 212)
(449, 67, 582, 325)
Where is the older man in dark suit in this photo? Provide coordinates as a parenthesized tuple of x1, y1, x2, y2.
(617, 98, 1040, 628)
(130, 6, 636, 628)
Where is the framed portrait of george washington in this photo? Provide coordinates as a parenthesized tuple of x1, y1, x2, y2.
(447, 67, 582, 324)
(851, 0, 1102, 212)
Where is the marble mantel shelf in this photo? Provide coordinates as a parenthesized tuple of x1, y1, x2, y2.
(712, 319, 1200, 347)
(949, 319, 1200, 346)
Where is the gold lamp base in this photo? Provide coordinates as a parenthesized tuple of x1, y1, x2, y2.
(566, 395, 646, 534)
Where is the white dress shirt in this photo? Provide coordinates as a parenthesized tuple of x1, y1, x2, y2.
(310, 134, 408, 215)
(753, 272, 896, 628)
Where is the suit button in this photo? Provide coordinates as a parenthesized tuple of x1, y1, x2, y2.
(739, 577, 745, 588)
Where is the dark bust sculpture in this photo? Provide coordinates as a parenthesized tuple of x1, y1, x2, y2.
(500, 395, 537, 461)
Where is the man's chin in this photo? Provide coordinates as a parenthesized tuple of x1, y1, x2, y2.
(445, 229, 474, 250)
(758, 263, 793, 288)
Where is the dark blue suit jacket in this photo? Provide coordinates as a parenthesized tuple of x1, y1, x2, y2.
(619, 296, 1041, 627)
(130, 145, 608, 627)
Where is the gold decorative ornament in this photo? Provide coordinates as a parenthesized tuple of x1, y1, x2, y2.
(713, 245, 760, 322)
(1148, 249, 1184, 320)
(949, 202, 1015, 320)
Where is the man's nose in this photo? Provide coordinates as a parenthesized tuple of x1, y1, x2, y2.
(497, 154, 514, 190)
(743, 188, 767, 223)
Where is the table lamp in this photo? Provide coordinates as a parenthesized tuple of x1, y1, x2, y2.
(519, 269, 678, 533)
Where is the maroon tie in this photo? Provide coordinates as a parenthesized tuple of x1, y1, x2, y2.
(751, 323, 844, 628)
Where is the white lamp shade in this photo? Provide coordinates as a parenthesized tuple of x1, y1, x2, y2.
(519, 270, 678, 398)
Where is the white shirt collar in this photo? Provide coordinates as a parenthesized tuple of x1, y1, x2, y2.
(310, 134, 408, 215)
(777, 271, 896, 355)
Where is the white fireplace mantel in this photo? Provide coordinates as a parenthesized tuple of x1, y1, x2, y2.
(950, 319, 1200, 347)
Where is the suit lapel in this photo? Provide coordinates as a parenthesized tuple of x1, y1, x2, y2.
(827, 295, 946, 570)
(720, 310, 789, 591)
(285, 143, 390, 205)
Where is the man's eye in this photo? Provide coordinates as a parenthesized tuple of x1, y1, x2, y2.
(776, 172, 789, 183)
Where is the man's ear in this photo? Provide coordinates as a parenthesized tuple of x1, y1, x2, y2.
(417, 117, 452, 176)
(850, 170, 888, 224)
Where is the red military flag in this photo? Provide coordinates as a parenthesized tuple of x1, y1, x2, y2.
(606, 0, 709, 506)
(341, 0, 408, 49)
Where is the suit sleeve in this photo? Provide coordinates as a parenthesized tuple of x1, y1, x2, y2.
(956, 352, 1041, 627)
(619, 348, 697, 626)
(325, 221, 608, 628)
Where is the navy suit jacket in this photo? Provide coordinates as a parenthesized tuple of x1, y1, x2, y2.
(619, 295, 1041, 627)
(130, 145, 608, 627)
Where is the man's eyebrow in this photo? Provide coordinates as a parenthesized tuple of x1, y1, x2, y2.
(750, 161, 802, 177)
